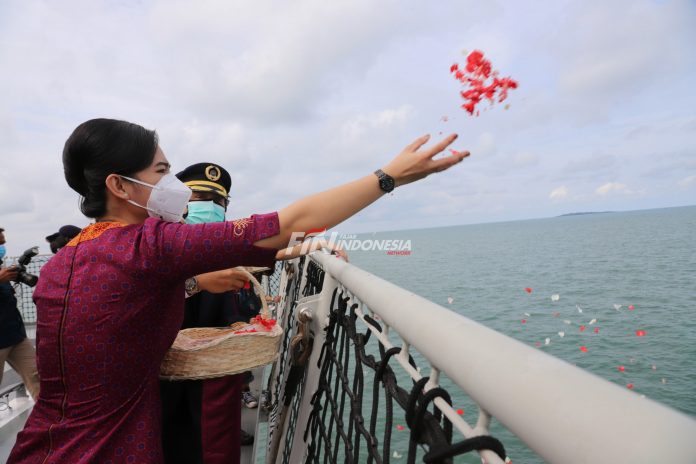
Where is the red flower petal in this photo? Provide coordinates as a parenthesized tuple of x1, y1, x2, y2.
(579, 346, 588, 352)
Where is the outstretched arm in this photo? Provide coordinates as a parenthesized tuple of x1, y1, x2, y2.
(255, 134, 467, 250)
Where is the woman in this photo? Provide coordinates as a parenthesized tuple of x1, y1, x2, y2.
(8, 118, 467, 463)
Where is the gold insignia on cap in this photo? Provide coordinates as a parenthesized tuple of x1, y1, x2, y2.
(205, 165, 221, 182)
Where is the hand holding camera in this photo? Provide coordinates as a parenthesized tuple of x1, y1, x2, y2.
(7, 246, 40, 287)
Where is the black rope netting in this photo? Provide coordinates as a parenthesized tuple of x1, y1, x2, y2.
(304, 287, 507, 464)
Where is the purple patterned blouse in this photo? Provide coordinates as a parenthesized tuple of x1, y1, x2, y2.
(8, 213, 280, 464)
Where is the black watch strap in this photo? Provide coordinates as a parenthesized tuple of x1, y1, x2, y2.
(374, 169, 395, 193)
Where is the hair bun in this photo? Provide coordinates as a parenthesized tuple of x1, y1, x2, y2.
(63, 138, 90, 196)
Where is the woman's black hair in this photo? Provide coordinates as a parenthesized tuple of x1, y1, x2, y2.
(63, 118, 159, 218)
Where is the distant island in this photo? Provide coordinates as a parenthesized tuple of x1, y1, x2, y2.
(558, 211, 614, 217)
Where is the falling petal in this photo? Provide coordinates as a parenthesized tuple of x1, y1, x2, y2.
(563, 320, 572, 325)
(661, 378, 667, 384)
(626, 383, 634, 390)
(521, 319, 527, 324)
(558, 331, 565, 338)
(552, 311, 560, 317)
(447, 297, 454, 304)
(545, 338, 551, 346)
(551, 294, 560, 302)
(393, 451, 403, 459)
(579, 325, 587, 332)
(629, 358, 637, 364)
(593, 327, 600, 334)
(576, 305, 583, 313)
(613, 304, 622, 311)
(589, 318, 597, 325)
(617, 365, 625, 372)
(396, 425, 405, 431)
(579, 346, 588, 353)
(651, 364, 657, 370)
(628, 304, 635, 311)
(635, 330, 647, 337)
(524, 312, 531, 317)
(524, 287, 533, 294)
(456, 408, 464, 415)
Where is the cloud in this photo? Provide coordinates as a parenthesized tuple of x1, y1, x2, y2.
(0, 0, 694, 252)
(595, 182, 630, 196)
(556, 1, 695, 103)
(549, 186, 569, 201)
(340, 105, 415, 142)
(678, 175, 696, 190)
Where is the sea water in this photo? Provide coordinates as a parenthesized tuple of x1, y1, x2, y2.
(347, 205, 696, 463)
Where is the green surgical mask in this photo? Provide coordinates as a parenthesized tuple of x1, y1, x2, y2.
(185, 201, 226, 224)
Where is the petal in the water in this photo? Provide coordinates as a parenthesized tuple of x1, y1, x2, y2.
(551, 294, 560, 302)
(558, 331, 565, 338)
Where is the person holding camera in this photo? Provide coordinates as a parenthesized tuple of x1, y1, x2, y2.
(0, 227, 40, 399)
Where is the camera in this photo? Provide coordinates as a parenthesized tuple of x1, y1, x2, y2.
(13, 246, 39, 287)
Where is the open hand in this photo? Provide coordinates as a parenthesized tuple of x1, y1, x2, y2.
(382, 134, 469, 187)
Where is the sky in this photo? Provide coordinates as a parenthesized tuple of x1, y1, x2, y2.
(1, 0, 695, 254)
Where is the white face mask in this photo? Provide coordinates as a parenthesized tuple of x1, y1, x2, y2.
(121, 173, 192, 223)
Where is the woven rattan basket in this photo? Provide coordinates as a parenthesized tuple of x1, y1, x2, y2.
(160, 270, 282, 380)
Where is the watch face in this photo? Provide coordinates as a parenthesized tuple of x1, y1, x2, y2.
(383, 177, 394, 191)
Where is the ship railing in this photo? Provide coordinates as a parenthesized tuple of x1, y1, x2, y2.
(262, 251, 696, 464)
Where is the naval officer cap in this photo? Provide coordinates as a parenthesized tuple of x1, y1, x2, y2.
(175, 162, 231, 199)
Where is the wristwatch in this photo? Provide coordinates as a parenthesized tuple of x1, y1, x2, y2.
(374, 169, 395, 193)
(185, 276, 200, 296)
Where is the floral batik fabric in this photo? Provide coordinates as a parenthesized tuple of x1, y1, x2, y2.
(8, 213, 279, 464)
